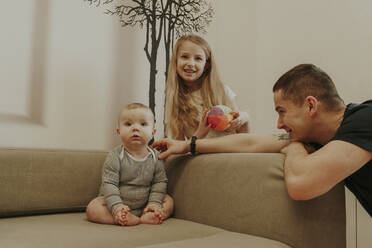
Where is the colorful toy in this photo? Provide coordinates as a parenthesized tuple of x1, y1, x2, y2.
(207, 105, 234, 131)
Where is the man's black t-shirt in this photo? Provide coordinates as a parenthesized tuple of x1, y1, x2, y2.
(331, 100, 372, 216)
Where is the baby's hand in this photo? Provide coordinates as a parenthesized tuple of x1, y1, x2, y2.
(113, 205, 130, 225)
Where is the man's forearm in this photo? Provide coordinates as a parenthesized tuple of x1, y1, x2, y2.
(195, 133, 290, 154)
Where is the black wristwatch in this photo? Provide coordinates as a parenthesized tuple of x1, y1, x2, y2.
(190, 136, 197, 155)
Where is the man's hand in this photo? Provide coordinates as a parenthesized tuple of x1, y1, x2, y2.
(152, 138, 189, 161)
(280, 141, 317, 155)
(280, 141, 308, 154)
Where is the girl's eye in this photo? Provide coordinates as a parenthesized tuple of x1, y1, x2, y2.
(181, 55, 188, 59)
(141, 122, 147, 126)
(124, 122, 131, 126)
(196, 57, 203, 61)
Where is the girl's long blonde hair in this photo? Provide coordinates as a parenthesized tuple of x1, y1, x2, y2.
(165, 34, 233, 139)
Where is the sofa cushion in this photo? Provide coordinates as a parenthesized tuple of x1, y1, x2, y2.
(0, 213, 291, 248)
(0, 148, 106, 217)
(142, 232, 291, 248)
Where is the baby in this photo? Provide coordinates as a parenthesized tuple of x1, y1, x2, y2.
(86, 103, 173, 226)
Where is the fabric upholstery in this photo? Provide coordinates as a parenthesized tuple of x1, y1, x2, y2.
(0, 148, 346, 248)
(0, 213, 290, 248)
(166, 153, 346, 248)
(0, 148, 106, 217)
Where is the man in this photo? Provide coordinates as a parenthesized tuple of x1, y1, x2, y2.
(153, 64, 372, 216)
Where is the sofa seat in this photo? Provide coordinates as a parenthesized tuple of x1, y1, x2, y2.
(0, 213, 290, 248)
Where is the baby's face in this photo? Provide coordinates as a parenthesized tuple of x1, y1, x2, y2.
(117, 108, 155, 148)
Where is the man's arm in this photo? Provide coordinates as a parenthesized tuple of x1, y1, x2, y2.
(196, 133, 290, 153)
(153, 133, 290, 160)
(281, 140, 372, 200)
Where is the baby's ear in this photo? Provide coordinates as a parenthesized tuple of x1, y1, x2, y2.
(152, 128, 156, 136)
(116, 128, 120, 135)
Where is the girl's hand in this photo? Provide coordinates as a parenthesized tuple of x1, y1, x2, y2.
(193, 109, 211, 139)
(152, 138, 189, 161)
(229, 111, 246, 129)
(229, 111, 249, 132)
(229, 112, 241, 130)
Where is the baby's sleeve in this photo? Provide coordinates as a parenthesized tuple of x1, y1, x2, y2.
(148, 159, 168, 205)
(100, 151, 124, 215)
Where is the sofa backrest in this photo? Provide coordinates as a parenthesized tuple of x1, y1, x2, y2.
(0, 148, 346, 248)
(0, 148, 106, 217)
(166, 153, 346, 248)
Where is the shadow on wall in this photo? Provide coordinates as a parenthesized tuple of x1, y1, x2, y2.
(0, 0, 48, 126)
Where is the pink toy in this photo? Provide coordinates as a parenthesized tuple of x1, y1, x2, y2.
(207, 105, 234, 131)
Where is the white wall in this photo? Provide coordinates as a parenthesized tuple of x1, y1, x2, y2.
(208, 0, 372, 134)
(0, 0, 153, 150)
(2, 1, 370, 150)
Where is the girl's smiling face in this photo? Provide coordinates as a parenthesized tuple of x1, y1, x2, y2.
(176, 40, 208, 90)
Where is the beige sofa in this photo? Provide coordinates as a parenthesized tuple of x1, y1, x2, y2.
(0, 148, 345, 248)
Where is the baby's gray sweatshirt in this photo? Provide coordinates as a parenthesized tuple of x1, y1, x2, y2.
(99, 145, 168, 216)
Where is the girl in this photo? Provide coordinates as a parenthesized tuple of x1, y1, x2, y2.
(165, 34, 249, 140)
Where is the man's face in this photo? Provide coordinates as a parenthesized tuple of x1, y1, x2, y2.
(274, 90, 313, 142)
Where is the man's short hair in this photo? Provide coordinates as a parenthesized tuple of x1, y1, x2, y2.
(273, 64, 344, 111)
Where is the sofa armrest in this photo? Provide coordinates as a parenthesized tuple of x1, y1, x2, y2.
(165, 153, 345, 248)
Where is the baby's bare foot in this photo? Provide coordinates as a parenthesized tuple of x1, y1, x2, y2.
(141, 212, 163, 224)
(120, 212, 140, 226)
